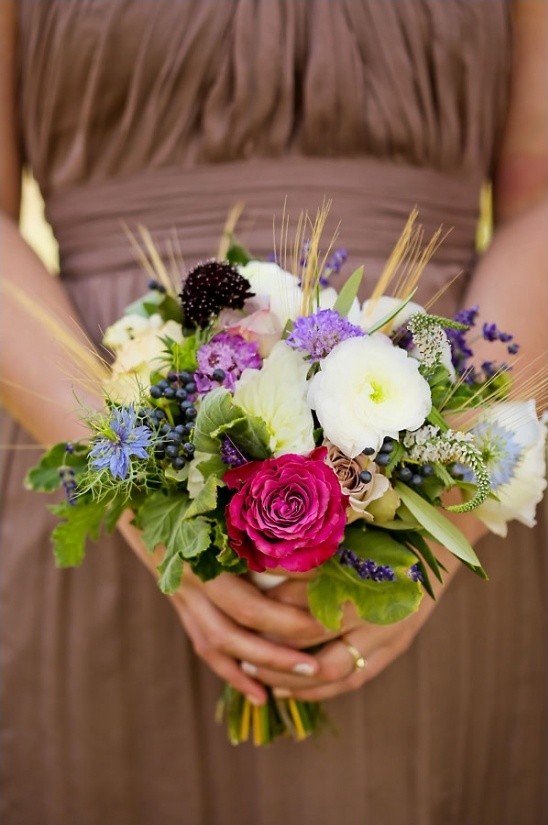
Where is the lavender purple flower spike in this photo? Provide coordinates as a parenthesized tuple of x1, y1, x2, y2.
(286, 308, 364, 362)
(339, 548, 396, 582)
(90, 406, 152, 480)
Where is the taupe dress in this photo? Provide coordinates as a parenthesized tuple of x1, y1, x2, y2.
(2, 2, 546, 824)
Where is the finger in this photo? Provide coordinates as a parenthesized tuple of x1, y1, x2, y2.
(202, 573, 330, 642)
(176, 585, 320, 677)
(171, 599, 268, 705)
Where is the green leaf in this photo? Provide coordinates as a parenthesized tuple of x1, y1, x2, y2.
(193, 388, 271, 460)
(184, 475, 224, 519)
(25, 442, 88, 493)
(364, 289, 418, 334)
(402, 530, 444, 583)
(226, 237, 252, 267)
(193, 454, 226, 481)
(189, 551, 225, 582)
(426, 405, 449, 432)
(124, 290, 162, 318)
(307, 528, 423, 630)
(332, 266, 364, 318)
(155, 517, 213, 593)
(138, 491, 190, 554)
(48, 500, 105, 567)
(176, 517, 212, 559)
(157, 553, 184, 595)
(394, 482, 483, 569)
(171, 336, 199, 372)
(103, 495, 129, 534)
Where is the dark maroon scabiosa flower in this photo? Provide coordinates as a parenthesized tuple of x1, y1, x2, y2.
(180, 260, 254, 329)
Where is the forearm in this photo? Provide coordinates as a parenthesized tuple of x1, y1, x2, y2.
(1, 213, 102, 444)
(462, 199, 547, 402)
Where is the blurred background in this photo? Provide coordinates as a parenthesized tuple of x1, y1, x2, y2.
(19, 170, 59, 273)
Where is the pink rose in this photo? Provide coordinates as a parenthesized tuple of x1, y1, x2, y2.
(224, 447, 348, 573)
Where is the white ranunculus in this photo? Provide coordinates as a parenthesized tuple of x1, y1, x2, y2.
(233, 341, 315, 456)
(307, 333, 432, 458)
(103, 319, 184, 403)
(240, 261, 304, 327)
(360, 295, 425, 334)
(472, 401, 547, 537)
(102, 312, 164, 349)
(361, 296, 455, 379)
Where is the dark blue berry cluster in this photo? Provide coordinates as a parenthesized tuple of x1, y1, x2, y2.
(394, 462, 434, 487)
(143, 370, 199, 471)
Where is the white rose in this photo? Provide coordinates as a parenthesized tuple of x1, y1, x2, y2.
(472, 401, 547, 537)
(240, 261, 303, 327)
(307, 333, 432, 458)
(103, 319, 184, 403)
(233, 341, 315, 456)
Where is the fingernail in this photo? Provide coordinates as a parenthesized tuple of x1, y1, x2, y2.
(247, 694, 264, 706)
(273, 688, 292, 699)
(292, 662, 316, 676)
(241, 661, 258, 676)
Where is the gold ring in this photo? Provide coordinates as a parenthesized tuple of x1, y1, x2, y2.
(341, 638, 367, 673)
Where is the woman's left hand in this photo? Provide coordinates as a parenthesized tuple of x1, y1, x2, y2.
(240, 539, 470, 701)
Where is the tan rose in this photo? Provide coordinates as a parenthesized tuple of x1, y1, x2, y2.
(325, 440, 399, 523)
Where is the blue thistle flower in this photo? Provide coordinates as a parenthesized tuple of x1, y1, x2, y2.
(89, 406, 152, 480)
(459, 420, 522, 490)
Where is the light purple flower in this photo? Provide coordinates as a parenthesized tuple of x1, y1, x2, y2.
(195, 332, 261, 394)
(286, 309, 364, 363)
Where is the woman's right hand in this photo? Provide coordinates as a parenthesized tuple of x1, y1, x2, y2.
(117, 510, 329, 705)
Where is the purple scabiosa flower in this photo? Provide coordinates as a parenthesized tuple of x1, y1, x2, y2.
(286, 309, 364, 363)
(194, 332, 261, 394)
(89, 406, 152, 480)
(180, 260, 254, 329)
(339, 548, 396, 582)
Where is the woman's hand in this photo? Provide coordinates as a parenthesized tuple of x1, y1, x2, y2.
(117, 511, 330, 705)
(241, 577, 445, 701)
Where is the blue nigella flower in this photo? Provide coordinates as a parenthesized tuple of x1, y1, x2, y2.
(460, 420, 522, 490)
(286, 308, 364, 362)
(89, 406, 152, 480)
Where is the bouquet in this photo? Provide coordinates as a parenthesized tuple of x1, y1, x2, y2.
(25, 210, 547, 745)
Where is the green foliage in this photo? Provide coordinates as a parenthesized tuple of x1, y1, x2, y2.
(48, 499, 105, 567)
(226, 235, 253, 267)
(332, 266, 363, 318)
(25, 441, 88, 493)
(171, 336, 199, 372)
(307, 527, 423, 630)
(193, 388, 271, 460)
(395, 482, 483, 571)
(184, 475, 224, 520)
(138, 491, 190, 555)
(123, 289, 183, 324)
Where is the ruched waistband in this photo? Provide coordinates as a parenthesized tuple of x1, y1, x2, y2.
(46, 157, 484, 282)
